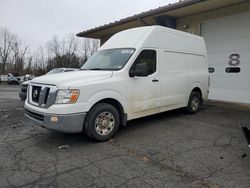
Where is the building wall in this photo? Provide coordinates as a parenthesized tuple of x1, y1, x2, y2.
(176, 1, 250, 36)
(99, 1, 250, 44)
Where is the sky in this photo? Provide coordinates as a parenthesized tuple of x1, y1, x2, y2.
(0, 0, 177, 51)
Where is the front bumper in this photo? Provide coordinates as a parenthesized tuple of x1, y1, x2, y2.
(25, 107, 86, 133)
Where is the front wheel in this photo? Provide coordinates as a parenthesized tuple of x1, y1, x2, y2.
(84, 103, 120, 142)
(186, 91, 201, 114)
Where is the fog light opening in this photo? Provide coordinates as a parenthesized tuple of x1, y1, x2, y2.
(51, 116, 58, 122)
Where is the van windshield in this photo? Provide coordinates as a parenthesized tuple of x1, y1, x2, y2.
(81, 48, 135, 71)
(46, 68, 63, 75)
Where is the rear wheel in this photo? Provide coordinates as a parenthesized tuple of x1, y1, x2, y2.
(186, 91, 201, 113)
(84, 103, 120, 141)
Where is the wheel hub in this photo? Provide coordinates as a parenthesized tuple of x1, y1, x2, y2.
(191, 97, 199, 111)
(95, 112, 115, 136)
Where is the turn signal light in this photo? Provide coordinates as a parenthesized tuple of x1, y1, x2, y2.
(70, 90, 80, 103)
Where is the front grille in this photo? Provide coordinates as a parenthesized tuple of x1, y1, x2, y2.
(29, 84, 57, 108)
(44, 88, 50, 104)
(25, 109, 44, 122)
(32, 86, 41, 103)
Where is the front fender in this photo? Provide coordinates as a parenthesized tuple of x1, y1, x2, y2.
(87, 89, 127, 113)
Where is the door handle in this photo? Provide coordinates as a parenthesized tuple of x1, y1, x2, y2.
(152, 79, 159, 82)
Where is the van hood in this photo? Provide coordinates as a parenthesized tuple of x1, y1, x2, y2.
(22, 80, 31, 85)
(31, 71, 113, 88)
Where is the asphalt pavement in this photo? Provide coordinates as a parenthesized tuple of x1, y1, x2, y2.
(0, 84, 20, 100)
(0, 84, 250, 187)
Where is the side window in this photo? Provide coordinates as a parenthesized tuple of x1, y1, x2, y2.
(132, 50, 156, 75)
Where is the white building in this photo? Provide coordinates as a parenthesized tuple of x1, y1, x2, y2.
(77, 0, 250, 104)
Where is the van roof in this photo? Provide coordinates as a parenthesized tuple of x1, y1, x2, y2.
(99, 26, 204, 52)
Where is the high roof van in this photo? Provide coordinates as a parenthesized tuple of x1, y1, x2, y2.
(25, 26, 209, 141)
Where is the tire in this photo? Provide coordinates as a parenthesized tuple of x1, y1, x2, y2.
(84, 103, 120, 142)
(186, 91, 201, 114)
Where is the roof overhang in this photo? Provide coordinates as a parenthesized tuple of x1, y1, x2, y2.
(77, 0, 247, 39)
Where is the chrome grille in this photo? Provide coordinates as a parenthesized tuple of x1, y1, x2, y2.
(28, 83, 57, 108)
(32, 86, 41, 103)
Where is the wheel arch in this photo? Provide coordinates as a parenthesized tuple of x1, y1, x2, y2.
(86, 90, 127, 127)
(192, 87, 202, 98)
(187, 83, 203, 103)
(95, 98, 127, 126)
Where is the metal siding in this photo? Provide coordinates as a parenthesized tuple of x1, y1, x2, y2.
(176, 1, 250, 35)
(78, 0, 248, 39)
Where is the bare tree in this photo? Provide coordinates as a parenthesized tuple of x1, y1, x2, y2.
(49, 35, 61, 57)
(0, 27, 100, 76)
(0, 28, 16, 74)
(80, 38, 100, 63)
(24, 56, 33, 74)
(89, 38, 99, 56)
(10, 39, 28, 74)
(65, 34, 78, 64)
(28, 45, 49, 76)
(47, 34, 83, 68)
(37, 45, 48, 70)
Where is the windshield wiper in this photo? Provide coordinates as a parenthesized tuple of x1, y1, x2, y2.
(87, 68, 102, 70)
(81, 68, 117, 71)
(79, 68, 101, 71)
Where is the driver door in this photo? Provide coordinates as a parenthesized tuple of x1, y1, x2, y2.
(127, 49, 160, 119)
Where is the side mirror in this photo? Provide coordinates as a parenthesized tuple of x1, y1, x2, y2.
(129, 63, 149, 77)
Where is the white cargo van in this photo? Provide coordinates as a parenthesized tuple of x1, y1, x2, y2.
(25, 26, 209, 141)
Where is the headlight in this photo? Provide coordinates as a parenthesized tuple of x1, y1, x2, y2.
(55, 89, 80, 104)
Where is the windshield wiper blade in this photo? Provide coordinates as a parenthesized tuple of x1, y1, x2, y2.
(88, 68, 102, 70)
(82, 68, 115, 71)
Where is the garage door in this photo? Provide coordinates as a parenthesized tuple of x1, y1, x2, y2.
(201, 12, 250, 104)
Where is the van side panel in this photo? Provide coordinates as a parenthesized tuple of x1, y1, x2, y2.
(184, 36, 208, 101)
(158, 32, 186, 53)
(159, 50, 188, 110)
(157, 29, 208, 111)
(185, 37, 206, 56)
(186, 54, 208, 100)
